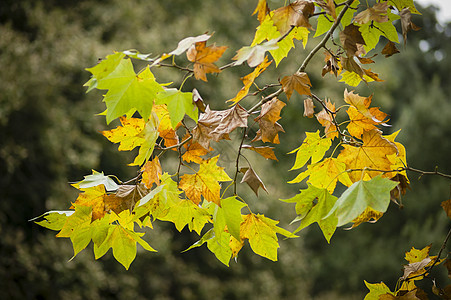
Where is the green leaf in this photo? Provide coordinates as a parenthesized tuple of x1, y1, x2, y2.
(363, 280, 393, 299)
(390, 0, 421, 14)
(84, 52, 126, 93)
(111, 226, 137, 270)
(359, 13, 400, 52)
(158, 199, 212, 234)
(289, 130, 332, 170)
(283, 185, 338, 242)
(314, 0, 360, 38)
(32, 211, 73, 231)
(130, 114, 159, 166)
(87, 56, 164, 124)
(156, 88, 198, 128)
(218, 196, 246, 241)
(325, 175, 399, 227)
(72, 170, 119, 191)
(184, 229, 233, 266)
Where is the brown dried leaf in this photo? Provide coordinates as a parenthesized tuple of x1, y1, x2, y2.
(315, 99, 338, 140)
(242, 145, 278, 161)
(400, 8, 421, 45)
(252, 98, 286, 144)
(322, 51, 339, 77)
(401, 257, 432, 280)
(314, 0, 336, 20)
(281, 72, 312, 100)
(382, 41, 400, 58)
(354, 2, 389, 24)
(272, 0, 315, 33)
(303, 98, 315, 118)
(240, 166, 268, 196)
(192, 88, 206, 113)
(441, 199, 451, 220)
(192, 105, 249, 149)
(340, 24, 366, 56)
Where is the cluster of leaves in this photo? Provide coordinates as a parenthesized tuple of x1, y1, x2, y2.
(33, 0, 450, 296)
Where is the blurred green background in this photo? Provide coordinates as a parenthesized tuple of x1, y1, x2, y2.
(1, 0, 450, 299)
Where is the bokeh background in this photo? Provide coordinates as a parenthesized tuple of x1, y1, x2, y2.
(1, 0, 450, 299)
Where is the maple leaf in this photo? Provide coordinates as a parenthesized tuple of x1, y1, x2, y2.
(354, 2, 389, 24)
(337, 129, 398, 182)
(344, 89, 388, 127)
(384, 130, 409, 180)
(179, 156, 232, 205)
(289, 157, 353, 194)
(240, 166, 268, 196)
(155, 88, 198, 128)
(182, 139, 213, 164)
(227, 56, 272, 105)
(315, 99, 338, 139)
(86, 55, 164, 124)
(340, 24, 366, 57)
(251, 14, 309, 66)
(242, 145, 278, 161)
(185, 229, 233, 266)
(325, 175, 399, 227)
(33, 210, 74, 231)
(314, 0, 336, 20)
(382, 41, 400, 58)
(364, 281, 394, 300)
(322, 51, 339, 77)
(240, 213, 294, 261)
(71, 185, 107, 221)
(282, 185, 338, 242)
(253, 0, 270, 23)
(289, 130, 332, 170)
(346, 106, 388, 138)
(233, 39, 279, 67)
(252, 98, 286, 144)
(400, 7, 421, 44)
(186, 41, 227, 81)
(272, 0, 315, 33)
(158, 199, 211, 234)
(141, 157, 162, 188)
(315, 0, 359, 38)
(280, 72, 312, 100)
(152, 104, 179, 148)
(72, 170, 119, 192)
(192, 104, 249, 149)
(102, 115, 159, 166)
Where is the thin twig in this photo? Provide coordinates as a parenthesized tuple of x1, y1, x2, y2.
(311, 93, 344, 141)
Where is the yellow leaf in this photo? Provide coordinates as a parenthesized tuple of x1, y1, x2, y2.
(102, 117, 146, 151)
(141, 157, 162, 188)
(179, 156, 231, 205)
(153, 104, 179, 149)
(337, 129, 398, 182)
(346, 106, 388, 138)
(71, 185, 107, 221)
(349, 207, 384, 229)
(227, 57, 272, 105)
(405, 245, 431, 263)
(252, 0, 269, 23)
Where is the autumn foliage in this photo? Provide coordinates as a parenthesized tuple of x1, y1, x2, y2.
(33, 0, 451, 298)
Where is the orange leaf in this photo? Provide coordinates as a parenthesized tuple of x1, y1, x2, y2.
(187, 41, 228, 81)
(272, 0, 315, 33)
(382, 41, 400, 58)
(280, 72, 312, 100)
(441, 199, 451, 220)
(344, 89, 388, 127)
(153, 104, 179, 149)
(71, 185, 107, 221)
(182, 140, 213, 164)
(346, 106, 388, 138)
(242, 145, 278, 161)
(252, 98, 286, 144)
(179, 156, 232, 205)
(227, 57, 272, 105)
(315, 99, 338, 140)
(253, 0, 270, 24)
(141, 157, 162, 188)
